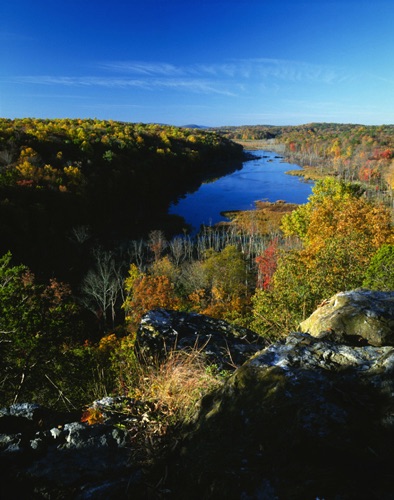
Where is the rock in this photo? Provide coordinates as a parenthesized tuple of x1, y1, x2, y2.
(137, 308, 265, 369)
(0, 400, 143, 499)
(300, 289, 394, 346)
(164, 331, 394, 499)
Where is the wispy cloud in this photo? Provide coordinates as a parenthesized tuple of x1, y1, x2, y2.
(100, 58, 350, 85)
(3, 75, 237, 96)
(2, 58, 350, 102)
(236, 58, 348, 84)
(99, 61, 186, 77)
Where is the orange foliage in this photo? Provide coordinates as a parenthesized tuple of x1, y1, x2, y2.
(81, 407, 104, 425)
(123, 273, 181, 332)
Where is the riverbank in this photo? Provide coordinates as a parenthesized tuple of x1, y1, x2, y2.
(235, 140, 335, 182)
(285, 164, 337, 181)
(235, 139, 286, 153)
(220, 200, 300, 235)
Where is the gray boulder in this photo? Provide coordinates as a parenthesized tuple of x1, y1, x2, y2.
(299, 289, 394, 346)
(137, 308, 265, 369)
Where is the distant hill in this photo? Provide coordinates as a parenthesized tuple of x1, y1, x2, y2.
(182, 124, 210, 129)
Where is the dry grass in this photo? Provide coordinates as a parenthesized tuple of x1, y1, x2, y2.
(286, 165, 335, 181)
(113, 346, 227, 473)
(223, 200, 299, 235)
(131, 347, 224, 424)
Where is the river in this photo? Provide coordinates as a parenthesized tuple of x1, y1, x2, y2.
(169, 150, 314, 232)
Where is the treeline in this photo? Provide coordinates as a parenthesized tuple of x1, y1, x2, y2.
(0, 118, 243, 282)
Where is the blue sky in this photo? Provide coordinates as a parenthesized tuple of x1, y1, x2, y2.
(1, 0, 394, 126)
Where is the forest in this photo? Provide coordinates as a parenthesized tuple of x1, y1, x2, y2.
(217, 122, 394, 189)
(1, 118, 394, 437)
(0, 118, 244, 283)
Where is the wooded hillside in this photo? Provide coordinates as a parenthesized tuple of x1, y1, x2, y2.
(0, 118, 243, 281)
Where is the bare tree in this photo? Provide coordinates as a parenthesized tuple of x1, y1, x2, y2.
(148, 230, 167, 262)
(80, 248, 125, 330)
(130, 239, 145, 270)
(71, 225, 91, 245)
(0, 149, 14, 166)
(169, 236, 187, 266)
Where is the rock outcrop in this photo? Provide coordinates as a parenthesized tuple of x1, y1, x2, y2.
(164, 291, 394, 499)
(2, 292, 394, 499)
(137, 308, 265, 369)
(0, 400, 143, 499)
(0, 309, 264, 499)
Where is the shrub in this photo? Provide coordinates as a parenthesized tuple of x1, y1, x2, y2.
(363, 244, 394, 291)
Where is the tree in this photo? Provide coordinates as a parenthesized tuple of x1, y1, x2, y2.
(123, 264, 181, 336)
(255, 237, 279, 290)
(281, 177, 361, 240)
(148, 230, 167, 262)
(189, 245, 251, 323)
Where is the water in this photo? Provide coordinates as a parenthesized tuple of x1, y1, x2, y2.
(169, 150, 314, 232)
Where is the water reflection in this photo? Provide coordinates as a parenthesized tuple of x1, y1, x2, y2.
(169, 150, 313, 232)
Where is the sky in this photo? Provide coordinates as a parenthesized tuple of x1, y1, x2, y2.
(1, 0, 394, 126)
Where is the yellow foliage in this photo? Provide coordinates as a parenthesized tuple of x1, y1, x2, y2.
(16, 160, 37, 179)
(98, 333, 118, 352)
(384, 160, 394, 189)
(19, 147, 38, 160)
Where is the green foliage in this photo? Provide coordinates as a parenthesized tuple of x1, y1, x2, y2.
(363, 244, 394, 290)
(202, 245, 248, 296)
(251, 249, 312, 338)
(0, 252, 83, 406)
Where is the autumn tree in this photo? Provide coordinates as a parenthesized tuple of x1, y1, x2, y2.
(280, 177, 362, 240)
(122, 264, 181, 336)
(252, 178, 394, 339)
(255, 237, 279, 290)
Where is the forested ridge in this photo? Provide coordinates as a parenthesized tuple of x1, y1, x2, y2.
(1, 118, 394, 438)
